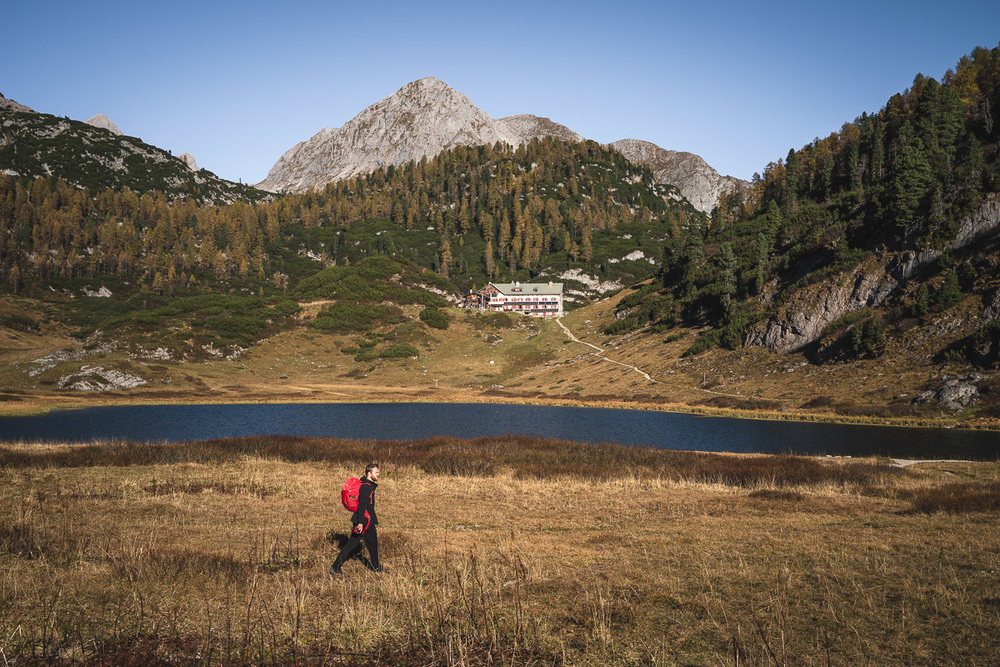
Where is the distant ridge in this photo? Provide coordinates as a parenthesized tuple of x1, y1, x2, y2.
(0, 101, 264, 204)
(257, 77, 583, 193)
(0, 92, 33, 113)
(610, 139, 747, 214)
(257, 77, 741, 212)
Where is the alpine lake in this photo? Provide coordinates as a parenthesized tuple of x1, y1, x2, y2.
(1, 402, 998, 459)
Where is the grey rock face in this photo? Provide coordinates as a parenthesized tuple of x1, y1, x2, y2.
(610, 139, 747, 214)
(496, 114, 583, 144)
(58, 365, 146, 392)
(895, 194, 1000, 281)
(256, 78, 732, 211)
(85, 113, 123, 135)
(982, 290, 1000, 322)
(257, 78, 582, 193)
(746, 194, 1000, 353)
(917, 376, 982, 411)
(177, 152, 199, 171)
(0, 92, 34, 113)
(745, 263, 894, 352)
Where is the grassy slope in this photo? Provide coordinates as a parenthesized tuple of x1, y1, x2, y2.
(1, 436, 997, 663)
(2, 282, 999, 428)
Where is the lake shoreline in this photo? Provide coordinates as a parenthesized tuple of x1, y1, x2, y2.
(1, 386, 997, 432)
(3, 394, 1000, 462)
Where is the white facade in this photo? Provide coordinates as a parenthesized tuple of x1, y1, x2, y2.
(473, 282, 564, 319)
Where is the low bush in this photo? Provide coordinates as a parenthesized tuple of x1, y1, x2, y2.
(310, 302, 404, 333)
(419, 306, 450, 329)
(0, 313, 40, 332)
(683, 330, 720, 357)
(907, 482, 1000, 514)
(354, 343, 419, 362)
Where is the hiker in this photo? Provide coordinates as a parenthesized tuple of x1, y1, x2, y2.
(330, 462, 383, 574)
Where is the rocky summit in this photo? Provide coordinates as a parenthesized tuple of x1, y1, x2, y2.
(610, 139, 747, 214)
(257, 77, 583, 193)
(257, 77, 741, 213)
(84, 113, 123, 135)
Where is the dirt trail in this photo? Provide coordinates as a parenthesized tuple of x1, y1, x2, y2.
(556, 318, 657, 383)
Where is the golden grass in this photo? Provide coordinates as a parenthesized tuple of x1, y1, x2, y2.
(4, 290, 998, 431)
(1, 437, 998, 664)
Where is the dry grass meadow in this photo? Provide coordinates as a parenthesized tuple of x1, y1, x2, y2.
(1, 435, 998, 665)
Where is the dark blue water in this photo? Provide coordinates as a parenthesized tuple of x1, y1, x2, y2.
(0, 402, 998, 459)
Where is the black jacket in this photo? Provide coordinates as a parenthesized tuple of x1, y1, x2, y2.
(351, 477, 378, 531)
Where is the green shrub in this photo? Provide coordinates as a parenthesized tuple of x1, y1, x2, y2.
(380, 344, 419, 358)
(935, 269, 964, 310)
(683, 330, 720, 357)
(419, 307, 450, 330)
(603, 316, 640, 335)
(310, 302, 404, 333)
(354, 343, 419, 362)
(848, 318, 885, 358)
(1, 313, 40, 333)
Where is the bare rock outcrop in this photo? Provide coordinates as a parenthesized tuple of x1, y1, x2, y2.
(257, 78, 581, 193)
(0, 92, 34, 113)
(256, 78, 732, 211)
(496, 114, 583, 144)
(745, 261, 895, 352)
(177, 152, 199, 171)
(610, 139, 747, 214)
(746, 194, 1000, 353)
(85, 113, 123, 135)
(917, 375, 984, 411)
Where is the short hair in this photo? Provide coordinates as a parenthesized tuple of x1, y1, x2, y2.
(365, 462, 380, 476)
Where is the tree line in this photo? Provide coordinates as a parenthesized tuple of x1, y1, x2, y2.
(0, 137, 698, 296)
(625, 44, 1000, 356)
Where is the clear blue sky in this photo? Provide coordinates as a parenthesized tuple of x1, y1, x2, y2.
(2, 0, 998, 185)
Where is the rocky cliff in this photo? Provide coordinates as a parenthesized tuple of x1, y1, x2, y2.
(610, 139, 747, 214)
(0, 93, 33, 113)
(256, 78, 735, 212)
(746, 194, 1000, 353)
(84, 113, 123, 135)
(257, 78, 583, 193)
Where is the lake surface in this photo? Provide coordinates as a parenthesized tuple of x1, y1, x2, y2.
(0, 402, 998, 459)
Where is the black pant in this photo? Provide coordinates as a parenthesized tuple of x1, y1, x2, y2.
(334, 525, 379, 569)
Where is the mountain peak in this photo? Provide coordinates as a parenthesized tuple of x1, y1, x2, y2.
(255, 79, 730, 211)
(85, 114, 123, 135)
(610, 138, 747, 213)
(257, 78, 578, 192)
(407, 76, 453, 90)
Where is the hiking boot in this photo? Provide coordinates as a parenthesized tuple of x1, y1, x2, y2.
(329, 563, 343, 576)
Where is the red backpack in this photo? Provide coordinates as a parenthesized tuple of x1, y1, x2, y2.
(342, 477, 361, 512)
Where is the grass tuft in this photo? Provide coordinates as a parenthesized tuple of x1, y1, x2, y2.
(906, 481, 1000, 514)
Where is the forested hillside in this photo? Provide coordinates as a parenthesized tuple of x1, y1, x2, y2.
(0, 108, 265, 204)
(0, 138, 703, 300)
(616, 44, 1000, 365)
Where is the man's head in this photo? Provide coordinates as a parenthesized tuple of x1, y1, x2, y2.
(365, 462, 380, 482)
